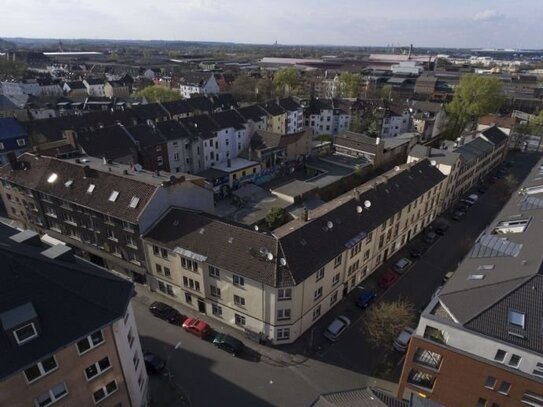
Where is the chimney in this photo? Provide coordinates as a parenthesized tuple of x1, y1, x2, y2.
(302, 207, 308, 222)
(102, 156, 107, 165)
(7, 152, 18, 170)
(408, 44, 413, 59)
(83, 165, 92, 178)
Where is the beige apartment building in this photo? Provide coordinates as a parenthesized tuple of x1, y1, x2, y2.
(0, 224, 147, 407)
(142, 159, 446, 344)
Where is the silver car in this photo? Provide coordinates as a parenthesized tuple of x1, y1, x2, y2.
(324, 316, 351, 342)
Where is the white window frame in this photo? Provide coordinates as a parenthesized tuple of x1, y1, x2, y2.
(233, 274, 245, 287)
(277, 309, 291, 321)
(277, 327, 290, 340)
(14, 322, 38, 345)
(314, 287, 323, 301)
(84, 356, 111, 381)
(508, 310, 525, 328)
(92, 380, 118, 404)
(24, 356, 58, 384)
(315, 267, 324, 282)
(278, 288, 291, 300)
(76, 330, 104, 355)
(235, 313, 246, 326)
(234, 295, 245, 307)
(34, 383, 68, 407)
(208, 265, 220, 278)
(17, 138, 26, 147)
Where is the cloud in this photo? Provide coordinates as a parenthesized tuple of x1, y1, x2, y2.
(473, 9, 504, 22)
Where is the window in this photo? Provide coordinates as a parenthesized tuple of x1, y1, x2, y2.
(152, 245, 159, 256)
(106, 229, 117, 241)
(313, 305, 321, 321)
(533, 362, 543, 378)
(108, 190, 119, 202)
(133, 351, 140, 369)
(185, 292, 192, 304)
(508, 354, 522, 368)
(155, 264, 163, 274)
(181, 257, 197, 271)
(17, 138, 26, 147)
(182, 277, 200, 292)
(129, 196, 140, 209)
(316, 267, 324, 281)
(277, 328, 290, 340)
(476, 399, 487, 407)
(367, 231, 373, 243)
(210, 285, 221, 297)
(76, 330, 104, 354)
(209, 265, 220, 278)
(498, 381, 511, 395)
(35, 383, 68, 407)
(212, 303, 222, 316)
(332, 273, 340, 286)
(314, 287, 323, 301)
(508, 310, 525, 328)
(277, 309, 291, 321)
(234, 295, 245, 307)
(174, 152, 180, 161)
(160, 248, 168, 259)
(235, 314, 246, 326)
(363, 250, 370, 261)
(330, 291, 338, 305)
(13, 323, 38, 345)
(127, 328, 135, 348)
(164, 267, 171, 278)
(278, 288, 292, 300)
(93, 380, 118, 404)
(84, 357, 111, 381)
(334, 254, 342, 268)
(233, 274, 245, 287)
(522, 391, 543, 407)
(494, 349, 507, 363)
(350, 241, 362, 258)
(407, 369, 436, 390)
(484, 376, 497, 389)
(24, 356, 58, 383)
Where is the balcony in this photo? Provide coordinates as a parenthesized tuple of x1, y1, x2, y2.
(407, 369, 436, 391)
(423, 326, 448, 345)
(413, 348, 443, 370)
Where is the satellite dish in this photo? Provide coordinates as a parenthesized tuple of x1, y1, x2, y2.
(266, 252, 274, 261)
(430, 160, 437, 166)
(259, 247, 269, 256)
(254, 225, 259, 232)
(364, 200, 372, 208)
(279, 258, 287, 267)
(134, 164, 143, 172)
(327, 221, 334, 229)
(394, 166, 400, 172)
(356, 205, 363, 214)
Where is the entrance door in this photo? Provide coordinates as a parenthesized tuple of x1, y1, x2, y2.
(197, 298, 206, 314)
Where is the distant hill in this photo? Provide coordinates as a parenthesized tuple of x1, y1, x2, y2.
(0, 38, 16, 50)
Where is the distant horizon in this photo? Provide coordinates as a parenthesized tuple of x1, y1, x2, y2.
(2, 36, 542, 53)
(0, 0, 541, 49)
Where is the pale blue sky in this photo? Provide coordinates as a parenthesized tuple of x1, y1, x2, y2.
(1, 0, 541, 49)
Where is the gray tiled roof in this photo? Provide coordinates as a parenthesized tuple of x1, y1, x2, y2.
(0, 223, 133, 380)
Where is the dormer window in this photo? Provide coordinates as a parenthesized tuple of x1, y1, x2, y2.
(87, 184, 95, 194)
(14, 322, 38, 345)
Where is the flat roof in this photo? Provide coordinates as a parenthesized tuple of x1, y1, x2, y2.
(213, 158, 260, 173)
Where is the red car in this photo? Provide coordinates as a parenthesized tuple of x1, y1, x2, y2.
(182, 317, 211, 338)
(379, 270, 399, 289)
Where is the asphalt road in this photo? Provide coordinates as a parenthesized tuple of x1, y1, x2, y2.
(133, 151, 541, 406)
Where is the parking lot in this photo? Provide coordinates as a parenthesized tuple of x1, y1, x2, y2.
(133, 151, 541, 406)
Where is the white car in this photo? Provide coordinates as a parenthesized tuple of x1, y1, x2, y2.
(324, 316, 351, 342)
(393, 327, 415, 352)
(393, 257, 412, 274)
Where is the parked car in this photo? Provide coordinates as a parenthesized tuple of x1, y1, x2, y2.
(393, 327, 415, 353)
(451, 210, 465, 221)
(409, 243, 428, 258)
(149, 301, 185, 325)
(324, 316, 351, 342)
(379, 270, 399, 289)
(461, 194, 479, 206)
(182, 317, 212, 338)
(435, 221, 450, 235)
(356, 289, 377, 309)
(393, 257, 412, 274)
(213, 333, 244, 356)
(424, 231, 439, 244)
(143, 352, 165, 374)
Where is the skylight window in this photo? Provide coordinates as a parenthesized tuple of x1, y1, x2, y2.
(494, 218, 531, 234)
(47, 173, 58, 184)
(477, 265, 495, 270)
(109, 191, 119, 202)
(64, 179, 73, 188)
(129, 196, 140, 208)
(467, 274, 485, 280)
(508, 310, 525, 328)
(87, 184, 95, 194)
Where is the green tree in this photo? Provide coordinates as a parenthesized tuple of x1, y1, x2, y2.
(338, 73, 361, 98)
(528, 110, 543, 136)
(256, 77, 275, 101)
(445, 74, 504, 139)
(349, 114, 363, 133)
(366, 117, 380, 137)
(273, 67, 298, 97)
(142, 49, 151, 60)
(381, 84, 398, 102)
(230, 74, 257, 102)
(135, 85, 182, 103)
(364, 299, 416, 349)
(0, 59, 27, 78)
(265, 207, 287, 230)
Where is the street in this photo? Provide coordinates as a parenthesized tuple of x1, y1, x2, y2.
(133, 151, 541, 406)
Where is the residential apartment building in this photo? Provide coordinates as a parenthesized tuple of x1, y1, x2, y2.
(104, 80, 131, 99)
(83, 79, 106, 97)
(142, 159, 446, 344)
(259, 98, 304, 135)
(0, 153, 214, 283)
(397, 155, 543, 407)
(179, 72, 220, 99)
(0, 117, 30, 167)
(0, 223, 148, 407)
(409, 100, 447, 141)
(156, 120, 201, 174)
(248, 129, 312, 169)
(408, 126, 509, 210)
(381, 104, 411, 138)
(304, 98, 351, 138)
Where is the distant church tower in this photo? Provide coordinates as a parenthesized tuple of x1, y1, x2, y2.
(58, 40, 64, 52)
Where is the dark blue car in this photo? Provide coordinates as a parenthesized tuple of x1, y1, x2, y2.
(356, 290, 377, 309)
